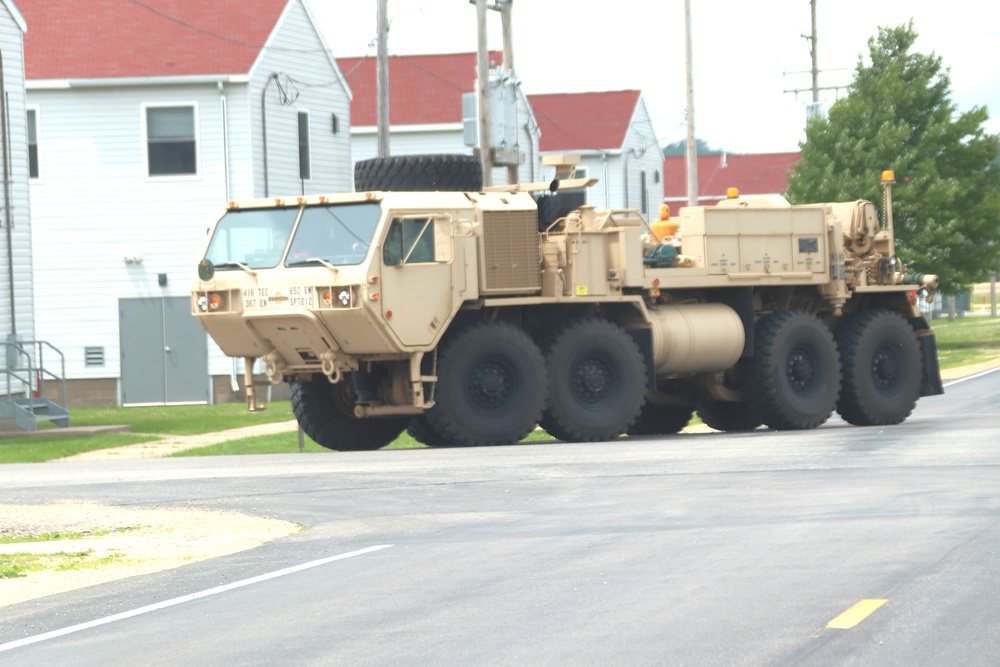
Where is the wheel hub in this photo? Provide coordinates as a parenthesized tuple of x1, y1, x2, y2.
(786, 347, 816, 392)
(872, 346, 900, 391)
(571, 357, 613, 405)
(468, 360, 513, 409)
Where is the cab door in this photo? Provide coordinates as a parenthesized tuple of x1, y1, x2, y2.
(378, 214, 456, 348)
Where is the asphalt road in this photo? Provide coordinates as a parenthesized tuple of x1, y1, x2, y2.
(1, 369, 998, 666)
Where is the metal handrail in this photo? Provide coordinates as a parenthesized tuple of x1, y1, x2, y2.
(2, 339, 67, 409)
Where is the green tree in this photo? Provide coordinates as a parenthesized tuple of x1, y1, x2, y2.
(786, 22, 1000, 294)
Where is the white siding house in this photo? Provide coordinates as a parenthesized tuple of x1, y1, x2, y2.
(530, 91, 664, 217)
(21, 0, 351, 406)
(338, 52, 542, 186)
(0, 0, 33, 362)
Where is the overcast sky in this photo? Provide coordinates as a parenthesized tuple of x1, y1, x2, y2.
(310, 0, 1000, 155)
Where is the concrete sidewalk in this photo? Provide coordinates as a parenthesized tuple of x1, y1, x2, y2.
(60, 420, 300, 461)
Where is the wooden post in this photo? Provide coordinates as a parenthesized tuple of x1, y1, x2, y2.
(476, 0, 492, 186)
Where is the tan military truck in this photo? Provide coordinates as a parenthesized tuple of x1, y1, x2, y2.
(192, 155, 943, 450)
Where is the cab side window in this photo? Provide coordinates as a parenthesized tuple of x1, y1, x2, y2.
(383, 218, 435, 266)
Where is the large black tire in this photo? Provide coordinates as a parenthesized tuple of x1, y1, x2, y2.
(626, 402, 693, 436)
(425, 321, 547, 446)
(541, 318, 647, 442)
(836, 309, 923, 426)
(696, 401, 762, 432)
(354, 154, 483, 192)
(406, 414, 453, 448)
(750, 311, 841, 430)
(290, 375, 408, 451)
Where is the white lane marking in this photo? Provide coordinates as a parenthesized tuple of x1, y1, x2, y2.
(943, 365, 1000, 388)
(0, 544, 393, 653)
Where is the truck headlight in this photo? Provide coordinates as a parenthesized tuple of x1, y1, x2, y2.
(196, 292, 226, 312)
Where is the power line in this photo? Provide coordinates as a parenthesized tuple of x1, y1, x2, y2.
(128, 0, 334, 55)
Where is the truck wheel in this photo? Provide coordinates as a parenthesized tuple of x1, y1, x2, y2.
(354, 154, 483, 192)
(836, 309, 922, 426)
(426, 321, 547, 446)
(541, 318, 647, 442)
(696, 401, 762, 432)
(290, 375, 408, 451)
(406, 415, 453, 447)
(750, 311, 841, 430)
(626, 403, 693, 436)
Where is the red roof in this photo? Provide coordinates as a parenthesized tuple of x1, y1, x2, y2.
(662, 152, 802, 204)
(338, 52, 502, 127)
(22, 0, 289, 80)
(529, 90, 641, 153)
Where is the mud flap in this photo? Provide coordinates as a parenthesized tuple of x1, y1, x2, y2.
(910, 317, 944, 397)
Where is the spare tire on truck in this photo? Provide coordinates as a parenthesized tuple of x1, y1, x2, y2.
(354, 154, 483, 192)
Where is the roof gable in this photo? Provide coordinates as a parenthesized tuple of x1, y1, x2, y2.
(338, 51, 501, 127)
(663, 152, 802, 201)
(21, 0, 290, 80)
(2, 0, 26, 32)
(529, 90, 641, 153)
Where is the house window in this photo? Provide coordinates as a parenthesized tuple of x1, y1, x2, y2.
(576, 166, 589, 204)
(383, 218, 435, 266)
(27, 108, 39, 179)
(298, 111, 311, 181)
(146, 106, 197, 176)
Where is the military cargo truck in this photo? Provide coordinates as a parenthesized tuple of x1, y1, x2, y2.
(192, 156, 942, 450)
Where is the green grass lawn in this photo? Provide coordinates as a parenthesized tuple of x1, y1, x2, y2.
(0, 402, 296, 463)
(0, 316, 995, 464)
(0, 434, 161, 464)
(68, 401, 296, 435)
(926, 315, 1000, 369)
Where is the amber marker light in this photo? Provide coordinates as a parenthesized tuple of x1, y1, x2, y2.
(653, 278, 660, 287)
(726, 187, 740, 199)
(385, 310, 393, 320)
(370, 293, 380, 301)
(322, 289, 333, 305)
(208, 294, 221, 311)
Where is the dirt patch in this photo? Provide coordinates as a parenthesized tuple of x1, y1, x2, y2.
(0, 502, 301, 607)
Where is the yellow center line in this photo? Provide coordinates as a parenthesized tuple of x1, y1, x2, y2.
(826, 598, 888, 629)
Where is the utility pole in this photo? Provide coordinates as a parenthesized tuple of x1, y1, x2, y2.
(500, 0, 513, 74)
(500, 0, 517, 185)
(684, 0, 698, 207)
(784, 0, 845, 119)
(475, 0, 492, 186)
(807, 0, 818, 105)
(376, 0, 390, 158)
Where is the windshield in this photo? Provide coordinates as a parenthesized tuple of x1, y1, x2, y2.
(204, 207, 300, 270)
(285, 202, 382, 267)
